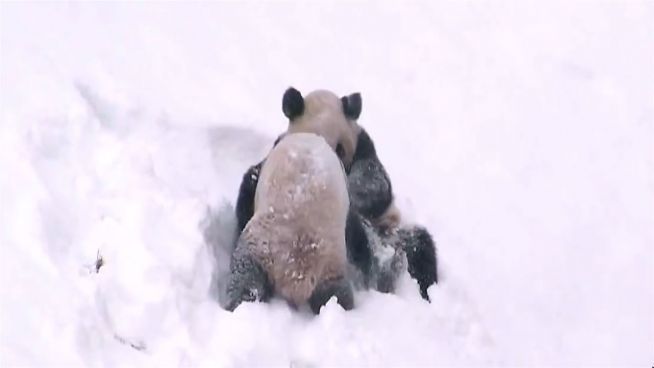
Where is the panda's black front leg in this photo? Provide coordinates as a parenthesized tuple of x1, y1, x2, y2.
(235, 160, 264, 233)
(308, 277, 354, 314)
(224, 248, 272, 311)
(398, 226, 438, 301)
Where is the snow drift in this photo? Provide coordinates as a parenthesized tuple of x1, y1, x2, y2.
(1, 2, 652, 366)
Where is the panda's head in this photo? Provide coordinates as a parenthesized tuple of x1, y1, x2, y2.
(281, 87, 362, 169)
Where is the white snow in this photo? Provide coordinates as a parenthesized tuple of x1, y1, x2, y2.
(1, 2, 652, 367)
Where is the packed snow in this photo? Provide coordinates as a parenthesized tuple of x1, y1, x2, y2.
(1, 2, 652, 367)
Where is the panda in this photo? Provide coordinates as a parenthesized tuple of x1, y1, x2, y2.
(225, 132, 354, 313)
(234, 87, 438, 300)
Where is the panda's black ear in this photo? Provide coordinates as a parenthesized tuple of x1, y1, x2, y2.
(282, 87, 304, 121)
(341, 93, 362, 120)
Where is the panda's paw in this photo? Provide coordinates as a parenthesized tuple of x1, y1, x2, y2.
(224, 294, 243, 312)
(375, 247, 407, 294)
(309, 277, 354, 314)
(224, 286, 263, 311)
(224, 252, 271, 311)
(400, 226, 438, 301)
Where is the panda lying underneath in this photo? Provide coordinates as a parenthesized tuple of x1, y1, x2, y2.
(226, 132, 354, 312)
(232, 87, 438, 306)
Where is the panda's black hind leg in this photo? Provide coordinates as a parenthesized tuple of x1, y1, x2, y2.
(308, 277, 354, 314)
(400, 226, 438, 301)
(224, 248, 272, 311)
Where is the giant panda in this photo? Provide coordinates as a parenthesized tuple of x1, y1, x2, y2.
(225, 132, 353, 313)
(234, 87, 438, 300)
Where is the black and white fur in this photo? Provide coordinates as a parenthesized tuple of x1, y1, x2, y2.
(345, 121, 438, 300)
(234, 87, 438, 300)
(226, 133, 354, 313)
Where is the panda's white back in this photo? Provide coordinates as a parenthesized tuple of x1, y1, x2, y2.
(245, 132, 349, 305)
(255, 132, 348, 218)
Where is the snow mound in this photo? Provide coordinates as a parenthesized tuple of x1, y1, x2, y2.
(1, 2, 652, 366)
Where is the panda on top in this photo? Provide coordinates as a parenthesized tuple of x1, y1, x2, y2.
(226, 132, 354, 313)
(228, 87, 437, 312)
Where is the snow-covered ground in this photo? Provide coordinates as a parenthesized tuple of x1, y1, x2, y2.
(1, 2, 652, 366)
